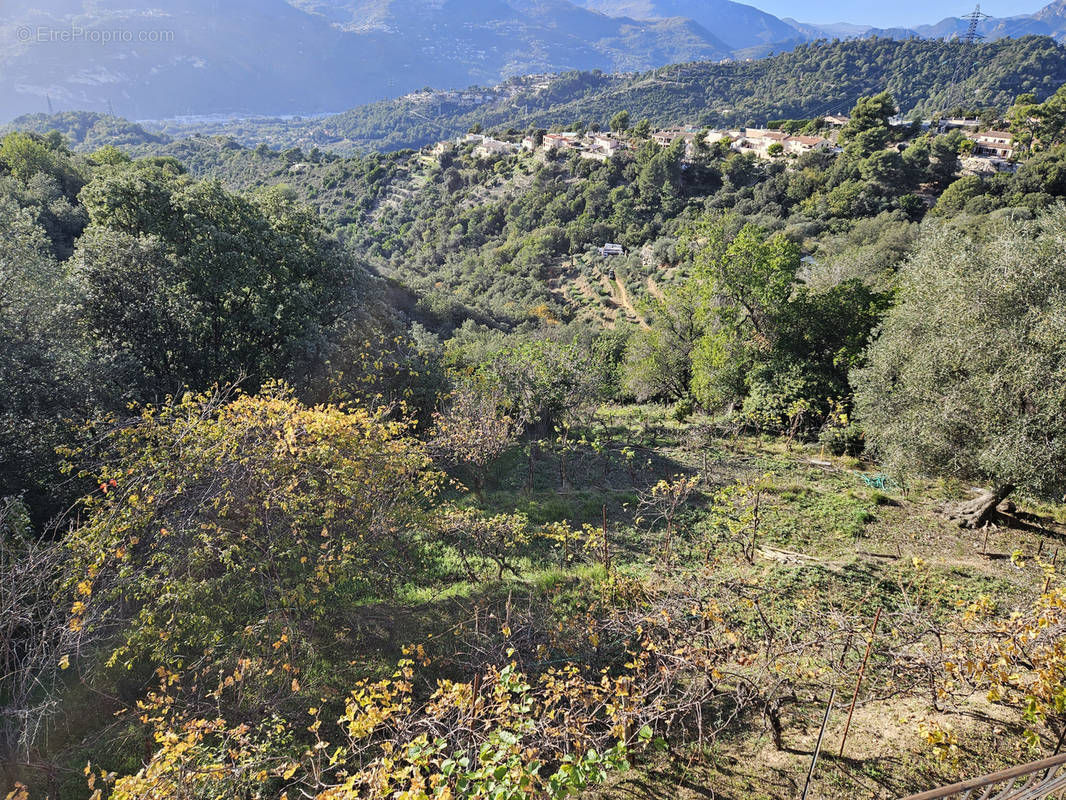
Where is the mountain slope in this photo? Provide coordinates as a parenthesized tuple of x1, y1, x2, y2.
(791, 1, 1066, 45)
(0, 0, 730, 121)
(3, 0, 1066, 124)
(0, 0, 399, 120)
(572, 0, 800, 50)
(100, 35, 1066, 154)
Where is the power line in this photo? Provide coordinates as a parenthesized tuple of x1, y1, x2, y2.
(944, 3, 991, 114)
(961, 3, 991, 45)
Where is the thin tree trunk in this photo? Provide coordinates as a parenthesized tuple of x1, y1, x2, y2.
(768, 702, 784, 751)
(525, 442, 536, 493)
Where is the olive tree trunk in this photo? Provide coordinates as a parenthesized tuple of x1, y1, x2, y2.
(947, 483, 1015, 529)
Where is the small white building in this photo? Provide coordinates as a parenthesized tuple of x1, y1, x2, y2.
(703, 129, 731, 144)
(782, 135, 830, 155)
(459, 134, 519, 158)
(939, 117, 981, 132)
(599, 243, 624, 256)
(590, 134, 624, 153)
(543, 132, 581, 151)
(652, 128, 702, 159)
(972, 131, 1015, 159)
(732, 129, 788, 157)
(474, 138, 519, 158)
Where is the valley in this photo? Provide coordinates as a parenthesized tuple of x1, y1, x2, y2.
(4, 20, 1066, 800)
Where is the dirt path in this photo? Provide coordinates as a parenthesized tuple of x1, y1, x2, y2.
(614, 276, 647, 328)
(646, 276, 664, 301)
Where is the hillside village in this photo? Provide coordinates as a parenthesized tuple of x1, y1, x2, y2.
(430, 112, 1019, 175)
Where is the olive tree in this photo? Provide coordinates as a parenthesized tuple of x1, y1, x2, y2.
(622, 282, 705, 402)
(853, 209, 1066, 527)
(75, 170, 362, 395)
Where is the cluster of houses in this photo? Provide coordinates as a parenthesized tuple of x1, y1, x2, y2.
(526, 126, 832, 162)
(402, 74, 558, 110)
(729, 129, 831, 158)
(428, 113, 1020, 174)
(426, 125, 834, 165)
(534, 131, 628, 161)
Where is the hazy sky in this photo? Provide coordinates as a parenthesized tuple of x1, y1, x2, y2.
(753, 0, 1046, 28)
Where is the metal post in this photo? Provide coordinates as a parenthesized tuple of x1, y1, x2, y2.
(839, 607, 882, 758)
(801, 687, 836, 800)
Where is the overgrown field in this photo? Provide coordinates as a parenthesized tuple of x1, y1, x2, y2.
(15, 403, 1061, 799)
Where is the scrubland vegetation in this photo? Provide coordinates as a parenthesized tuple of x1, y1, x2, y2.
(4, 72, 1066, 800)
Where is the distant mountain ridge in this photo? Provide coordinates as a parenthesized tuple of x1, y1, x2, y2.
(0, 0, 736, 121)
(574, 0, 799, 50)
(11, 35, 1056, 159)
(581, 0, 1066, 57)
(0, 0, 1065, 122)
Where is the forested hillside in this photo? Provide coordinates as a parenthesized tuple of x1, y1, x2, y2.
(0, 113, 171, 151)
(131, 36, 1066, 153)
(5, 77, 1066, 800)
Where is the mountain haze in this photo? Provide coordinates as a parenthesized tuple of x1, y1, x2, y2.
(12, 35, 1047, 155)
(0, 0, 730, 121)
(3, 0, 1066, 121)
(573, 0, 799, 49)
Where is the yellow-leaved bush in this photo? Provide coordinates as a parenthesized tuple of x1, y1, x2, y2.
(947, 582, 1066, 748)
(95, 656, 640, 800)
(64, 385, 442, 672)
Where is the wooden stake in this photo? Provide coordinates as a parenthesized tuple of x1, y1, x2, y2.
(839, 607, 882, 759)
(982, 528, 990, 556)
(602, 504, 610, 572)
(801, 687, 836, 800)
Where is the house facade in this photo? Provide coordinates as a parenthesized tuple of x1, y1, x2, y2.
(473, 138, 519, 157)
(543, 132, 581, 151)
(973, 131, 1015, 159)
(782, 135, 830, 155)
